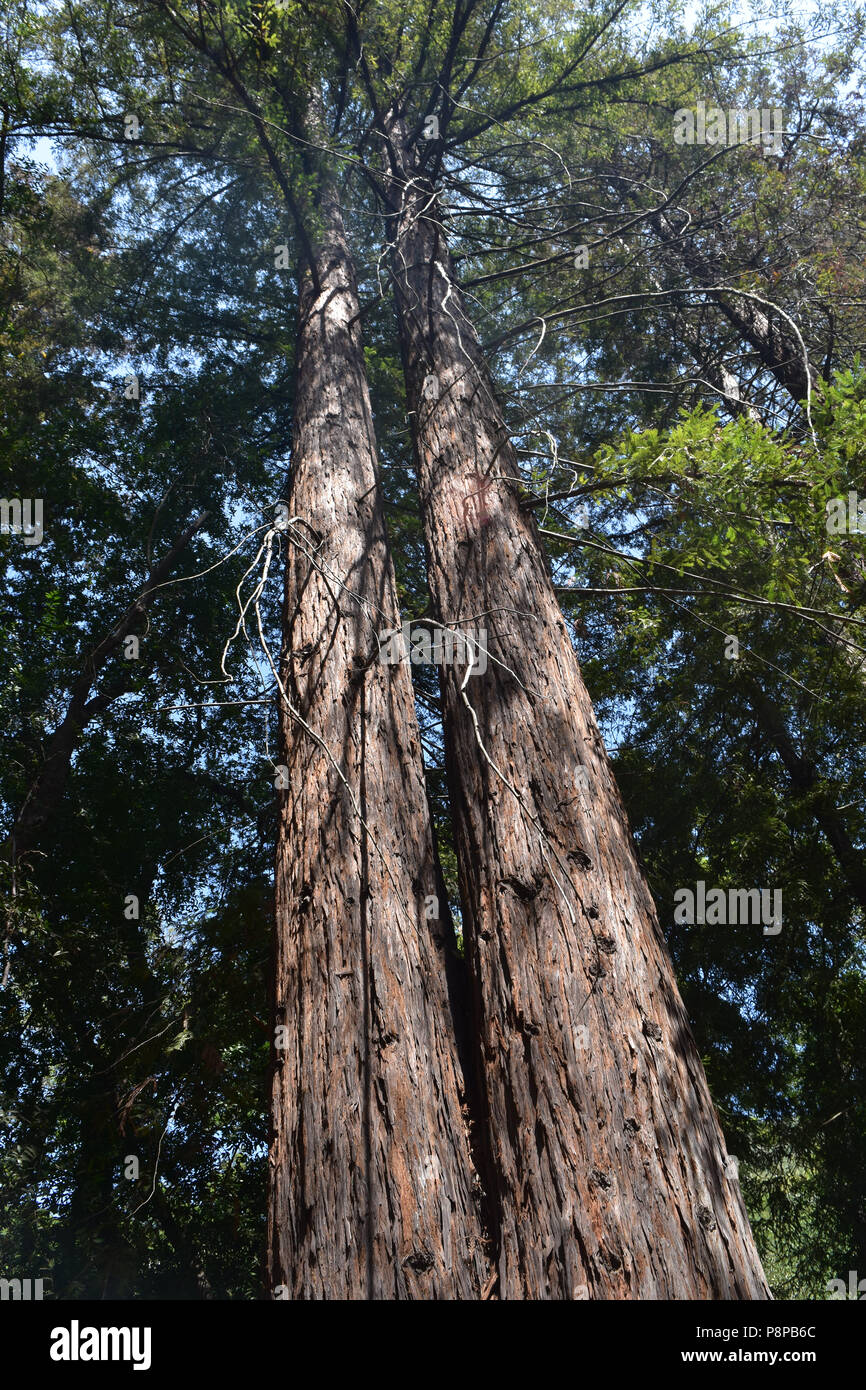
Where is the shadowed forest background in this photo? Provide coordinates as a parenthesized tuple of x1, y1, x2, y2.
(1, 0, 865, 1299)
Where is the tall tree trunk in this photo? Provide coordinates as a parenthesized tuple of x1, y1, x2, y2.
(267, 179, 487, 1299)
(380, 136, 770, 1299)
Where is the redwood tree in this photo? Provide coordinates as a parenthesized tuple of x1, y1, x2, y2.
(267, 172, 487, 1298)
(50, 0, 779, 1299)
(124, 0, 490, 1299)
(374, 123, 770, 1298)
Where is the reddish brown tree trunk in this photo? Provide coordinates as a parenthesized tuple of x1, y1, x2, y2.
(381, 139, 770, 1300)
(267, 181, 488, 1299)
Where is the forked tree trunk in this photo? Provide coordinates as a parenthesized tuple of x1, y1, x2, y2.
(267, 180, 487, 1299)
(380, 137, 770, 1299)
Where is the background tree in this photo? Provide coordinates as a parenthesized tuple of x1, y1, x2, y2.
(2, 0, 864, 1299)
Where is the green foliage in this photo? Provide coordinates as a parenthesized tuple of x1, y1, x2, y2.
(2, 0, 865, 1300)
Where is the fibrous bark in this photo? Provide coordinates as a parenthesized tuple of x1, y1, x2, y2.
(267, 179, 487, 1299)
(380, 135, 770, 1299)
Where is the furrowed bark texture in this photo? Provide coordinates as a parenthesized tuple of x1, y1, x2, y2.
(383, 147, 770, 1300)
(267, 183, 487, 1299)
